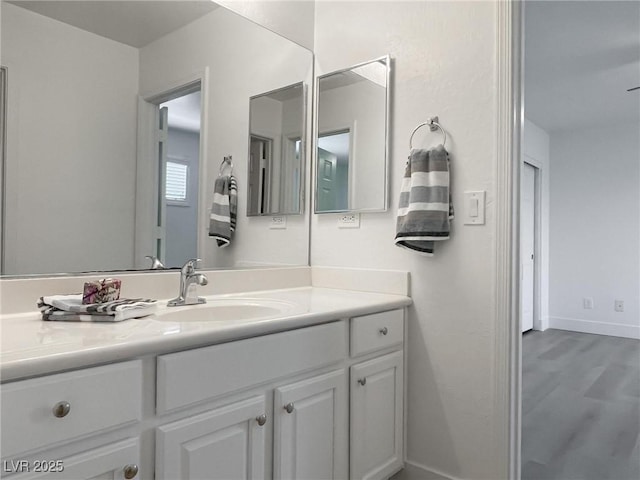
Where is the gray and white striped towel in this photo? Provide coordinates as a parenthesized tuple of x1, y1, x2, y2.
(395, 145, 453, 256)
(209, 175, 237, 247)
(38, 295, 157, 322)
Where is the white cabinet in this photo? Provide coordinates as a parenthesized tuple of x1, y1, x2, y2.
(350, 351, 404, 480)
(2, 310, 406, 480)
(156, 396, 267, 480)
(7, 438, 140, 480)
(273, 369, 348, 480)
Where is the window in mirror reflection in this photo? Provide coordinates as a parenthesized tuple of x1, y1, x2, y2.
(247, 82, 305, 216)
(315, 56, 389, 213)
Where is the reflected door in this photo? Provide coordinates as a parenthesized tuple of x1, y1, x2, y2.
(317, 148, 338, 212)
(521, 163, 536, 332)
(249, 136, 272, 215)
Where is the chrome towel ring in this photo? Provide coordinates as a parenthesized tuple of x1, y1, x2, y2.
(218, 155, 233, 177)
(409, 116, 447, 149)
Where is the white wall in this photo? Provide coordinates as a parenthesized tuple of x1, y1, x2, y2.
(313, 2, 503, 479)
(318, 80, 386, 211)
(522, 118, 550, 330)
(139, 7, 312, 269)
(549, 122, 640, 338)
(216, 0, 315, 50)
(1, 3, 139, 274)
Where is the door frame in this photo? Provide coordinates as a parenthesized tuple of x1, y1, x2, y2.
(135, 68, 209, 268)
(495, 1, 523, 479)
(521, 159, 542, 332)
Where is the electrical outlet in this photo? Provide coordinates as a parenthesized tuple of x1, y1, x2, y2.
(338, 213, 360, 228)
(614, 300, 624, 312)
(583, 297, 594, 309)
(269, 216, 287, 229)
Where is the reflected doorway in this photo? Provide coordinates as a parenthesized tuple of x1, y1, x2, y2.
(159, 91, 201, 268)
(317, 130, 350, 212)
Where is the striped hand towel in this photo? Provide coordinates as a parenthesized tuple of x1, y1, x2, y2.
(37, 295, 157, 322)
(209, 175, 237, 247)
(395, 145, 453, 256)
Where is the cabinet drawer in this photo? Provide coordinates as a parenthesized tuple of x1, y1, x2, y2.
(4, 438, 140, 479)
(350, 310, 403, 357)
(157, 321, 346, 413)
(1, 361, 142, 458)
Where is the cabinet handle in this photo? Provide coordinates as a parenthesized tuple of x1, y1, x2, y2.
(358, 378, 367, 386)
(52, 401, 71, 418)
(284, 402, 295, 414)
(123, 464, 139, 479)
(256, 414, 267, 426)
(379, 327, 388, 335)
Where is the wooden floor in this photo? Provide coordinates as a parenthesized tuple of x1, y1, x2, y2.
(522, 329, 640, 480)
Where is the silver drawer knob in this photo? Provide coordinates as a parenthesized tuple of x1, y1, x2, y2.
(358, 378, 367, 386)
(123, 464, 139, 479)
(284, 402, 295, 414)
(256, 414, 267, 426)
(379, 327, 388, 335)
(52, 401, 71, 418)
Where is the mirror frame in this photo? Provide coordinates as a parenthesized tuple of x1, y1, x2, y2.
(247, 81, 308, 217)
(313, 54, 391, 214)
(0, 66, 6, 274)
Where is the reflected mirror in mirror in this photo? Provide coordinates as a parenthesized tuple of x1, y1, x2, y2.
(315, 55, 390, 213)
(0, 0, 313, 276)
(248, 82, 305, 216)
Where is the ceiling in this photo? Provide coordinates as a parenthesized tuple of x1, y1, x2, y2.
(524, 0, 640, 132)
(7, 0, 220, 48)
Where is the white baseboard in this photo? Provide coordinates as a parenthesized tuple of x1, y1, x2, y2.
(540, 315, 550, 331)
(391, 461, 459, 480)
(549, 316, 640, 339)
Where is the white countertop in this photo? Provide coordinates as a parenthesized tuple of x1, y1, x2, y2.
(0, 287, 411, 382)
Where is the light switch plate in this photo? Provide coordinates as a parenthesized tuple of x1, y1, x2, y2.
(463, 191, 486, 225)
(270, 216, 287, 229)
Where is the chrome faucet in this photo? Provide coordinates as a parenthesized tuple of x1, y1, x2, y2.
(145, 255, 166, 269)
(167, 259, 208, 307)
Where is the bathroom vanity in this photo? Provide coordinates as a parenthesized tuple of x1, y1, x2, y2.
(0, 283, 410, 480)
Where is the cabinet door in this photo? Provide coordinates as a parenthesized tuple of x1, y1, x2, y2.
(350, 351, 403, 480)
(156, 395, 267, 480)
(273, 369, 348, 480)
(7, 438, 140, 480)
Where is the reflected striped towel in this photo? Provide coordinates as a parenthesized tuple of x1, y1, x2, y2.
(209, 175, 237, 247)
(37, 295, 157, 322)
(395, 145, 453, 256)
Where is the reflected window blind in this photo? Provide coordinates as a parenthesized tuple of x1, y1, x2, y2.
(166, 161, 188, 201)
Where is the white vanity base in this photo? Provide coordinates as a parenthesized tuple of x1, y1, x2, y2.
(1, 284, 410, 480)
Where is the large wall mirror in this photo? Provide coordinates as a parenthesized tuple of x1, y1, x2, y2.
(315, 56, 390, 213)
(0, 0, 313, 276)
(248, 82, 306, 216)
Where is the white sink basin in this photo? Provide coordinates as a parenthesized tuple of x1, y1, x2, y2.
(157, 299, 294, 323)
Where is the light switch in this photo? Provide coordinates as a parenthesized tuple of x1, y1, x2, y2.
(464, 191, 485, 225)
(469, 198, 479, 217)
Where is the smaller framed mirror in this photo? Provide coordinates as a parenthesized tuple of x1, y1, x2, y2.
(247, 82, 306, 216)
(315, 55, 390, 213)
